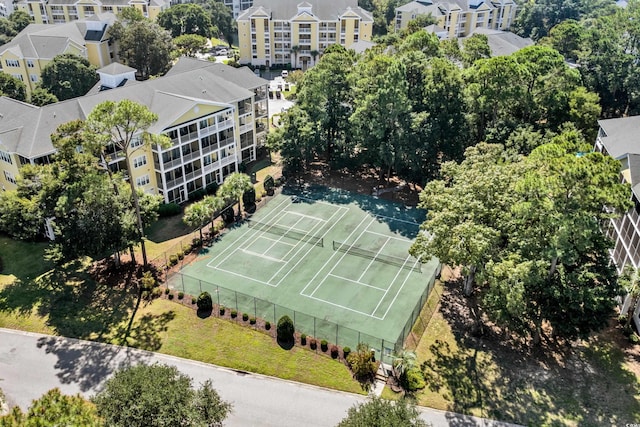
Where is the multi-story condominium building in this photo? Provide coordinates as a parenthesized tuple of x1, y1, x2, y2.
(395, 0, 517, 38)
(0, 57, 269, 205)
(0, 0, 14, 17)
(594, 115, 640, 326)
(0, 14, 116, 95)
(224, 0, 252, 19)
(16, 0, 169, 25)
(237, 0, 373, 68)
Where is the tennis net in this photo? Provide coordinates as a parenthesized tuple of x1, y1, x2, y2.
(248, 220, 324, 247)
(332, 241, 421, 273)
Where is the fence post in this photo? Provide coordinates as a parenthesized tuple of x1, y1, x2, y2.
(336, 323, 338, 345)
(273, 305, 276, 323)
(235, 292, 238, 311)
(180, 273, 184, 292)
(216, 285, 220, 306)
(313, 317, 316, 340)
(254, 298, 257, 318)
(199, 279, 202, 294)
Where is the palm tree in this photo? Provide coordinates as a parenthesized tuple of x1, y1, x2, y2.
(392, 350, 417, 381)
(290, 45, 299, 68)
(183, 199, 213, 241)
(310, 49, 319, 65)
(217, 172, 253, 217)
(203, 195, 225, 229)
(620, 264, 640, 328)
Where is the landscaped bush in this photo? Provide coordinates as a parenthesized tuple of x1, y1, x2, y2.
(205, 182, 219, 195)
(277, 315, 295, 343)
(321, 339, 328, 352)
(177, 292, 184, 300)
(263, 175, 275, 194)
(631, 333, 640, 345)
(242, 313, 249, 321)
(347, 343, 378, 384)
(168, 293, 174, 300)
(221, 208, 235, 224)
(164, 288, 170, 295)
(242, 188, 256, 206)
(343, 346, 351, 359)
(158, 202, 182, 217)
(219, 306, 226, 315)
(169, 255, 178, 266)
(151, 287, 163, 298)
(191, 238, 202, 248)
(188, 189, 206, 201)
(197, 292, 213, 311)
(300, 334, 307, 345)
(330, 345, 339, 359)
(402, 368, 426, 391)
(177, 251, 184, 260)
(309, 338, 317, 350)
(249, 317, 256, 325)
(230, 309, 238, 318)
(191, 297, 197, 304)
(265, 321, 271, 330)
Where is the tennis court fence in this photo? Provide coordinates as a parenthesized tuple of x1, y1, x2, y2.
(165, 263, 440, 364)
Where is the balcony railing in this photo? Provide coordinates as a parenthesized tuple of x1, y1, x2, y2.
(165, 175, 185, 189)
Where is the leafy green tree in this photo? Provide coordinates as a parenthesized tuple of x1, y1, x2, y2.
(86, 100, 170, 266)
(338, 397, 427, 427)
(109, 18, 174, 80)
(174, 34, 209, 57)
(0, 189, 43, 240)
(40, 53, 98, 101)
(29, 87, 58, 106)
(217, 172, 252, 217)
(8, 10, 30, 32)
(276, 315, 294, 343)
(461, 33, 491, 67)
(398, 30, 441, 58)
(157, 3, 213, 38)
(183, 198, 213, 241)
(541, 19, 584, 61)
(93, 363, 231, 427)
(195, 0, 236, 46)
(0, 72, 26, 101)
(0, 17, 17, 44)
(266, 107, 317, 175)
(346, 343, 378, 385)
(403, 14, 437, 35)
(0, 388, 102, 426)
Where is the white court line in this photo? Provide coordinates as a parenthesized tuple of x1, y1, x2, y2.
(357, 237, 391, 283)
(285, 210, 326, 222)
(299, 214, 373, 297)
(374, 213, 421, 226)
(271, 206, 349, 285)
(213, 266, 276, 287)
(206, 196, 292, 268)
(308, 216, 378, 298)
(369, 254, 411, 317)
(365, 230, 413, 242)
(328, 273, 388, 291)
(260, 236, 296, 246)
(241, 249, 285, 263)
(302, 293, 385, 319)
(261, 215, 305, 257)
(379, 262, 420, 320)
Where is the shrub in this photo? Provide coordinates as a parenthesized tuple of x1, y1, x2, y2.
(191, 297, 197, 304)
(177, 251, 184, 260)
(219, 306, 226, 315)
(631, 333, 640, 345)
(347, 343, 378, 383)
(300, 334, 307, 345)
(309, 338, 317, 350)
(343, 346, 351, 359)
(168, 293, 174, 300)
(230, 310, 238, 318)
(261, 191, 267, 198)
(256, 197, 262, 203)
(177, 292, 184, 300)
(192, 238, 202, 248)
(265, 321, 271, 330)
(169, 255, 178, 266)
(402, 368, 426, 392)
(205, 182, 219, 195)
(330, 345, 339, 359)
(164, 288, 170, 295)
(242, 188, 256, 206)
(151, 287, 163, 298)
(249, 317, 256, 325)
(321, 339, 328, 352)
(188, 188, 206, 201)
(277, 315, 295, 343)
(242, 313, 249, 321)
(221, 208, 234, 224)
(197, 292, 213, 311)
(158, 202, 182, 217)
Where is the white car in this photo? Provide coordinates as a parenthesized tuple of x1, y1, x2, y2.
(281, 70, 289, 78)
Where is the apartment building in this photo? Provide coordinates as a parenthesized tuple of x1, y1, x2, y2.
(594, 116, 640, 326)
(16, 0, 169, 25)
(0, 57, 269, 205)
(224, 0, 252, 19)
(395, 0, 517, 38)
(237, 0, 373, 68)
(0, 14, 115, 94)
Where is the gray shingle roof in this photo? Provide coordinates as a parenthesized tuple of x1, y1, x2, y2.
(0, 58, 268, 158)
(465, 28, 533, 56)
(598, 116, 640, 160)
(239, 0, 373, 22)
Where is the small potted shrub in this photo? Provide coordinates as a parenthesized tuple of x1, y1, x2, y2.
(152, 288, 162, 298)
(330, 345, 339, 359)
(249, 317, 256, 325)
(300, 334, 307, 346)
(231, 309, 238, 318)
(169, 255, 178, 266)
(191, 297, 197, 305)
(177, 251, 184, 260)
(309, 338, 317, 350)
(177, 292, 184, 300)
(219, 306, 226, 316)
(321, 339, 328, 352)
(197, 292, 213, 311)
(164, 288, 170, 295)
(168, 293, 174, 300)
(242, 313, 249, 322)
(343, 346, 351, 359)
(265, 321, 271, 330)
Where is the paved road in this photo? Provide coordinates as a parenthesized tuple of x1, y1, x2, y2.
(0, 329, 520, 426)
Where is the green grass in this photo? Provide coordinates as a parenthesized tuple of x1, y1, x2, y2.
(0, 235, 51, 286)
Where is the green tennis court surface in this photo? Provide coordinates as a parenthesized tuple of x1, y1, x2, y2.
(168, 186, 439, 359)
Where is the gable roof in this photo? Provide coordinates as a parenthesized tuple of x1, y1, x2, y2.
(0, 58, 268, 158)
(598, 116, 640, 160)
(238, 0, 373, 22)
(465, 28, 533, 56)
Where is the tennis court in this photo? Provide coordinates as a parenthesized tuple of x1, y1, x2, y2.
(168, 186, 440, 359)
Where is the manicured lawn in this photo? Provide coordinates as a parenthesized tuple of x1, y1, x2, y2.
(0, 235, 51, 286)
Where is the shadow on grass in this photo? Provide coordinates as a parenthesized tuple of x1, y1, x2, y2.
(277, 338, 294, 350)
(422, 280, 640, 426)
(146, 214, 193, 244)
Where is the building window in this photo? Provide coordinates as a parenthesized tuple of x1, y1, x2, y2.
(130, 136, 143, 148)
(136, 174, 150, 187)
(0, 150, 12, 164)
(26, 60, 34, 68)
(30, 74, 38, 82)
(3, 171, 16, 184)
(133, 155, 147, 168)
(12, 74, 22, 81)
(5, 59, 19, 67)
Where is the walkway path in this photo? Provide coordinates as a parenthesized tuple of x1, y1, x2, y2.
(0, 328, 520, 426)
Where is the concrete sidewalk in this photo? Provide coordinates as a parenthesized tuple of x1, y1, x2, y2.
(0, 328, 521, 426)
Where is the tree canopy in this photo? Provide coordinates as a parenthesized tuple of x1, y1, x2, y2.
(0, 72, 26, 102)
(40, 53, 98, 101)
(337, 396, 428, 427)
(157, 3, 213, 38)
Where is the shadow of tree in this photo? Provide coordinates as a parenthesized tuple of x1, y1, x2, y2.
(36, 335, 152, 392)
(424, 280, 640, 426)
(114, 311, 177, 351)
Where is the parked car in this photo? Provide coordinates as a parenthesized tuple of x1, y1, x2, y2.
(217, 48, 229, 56)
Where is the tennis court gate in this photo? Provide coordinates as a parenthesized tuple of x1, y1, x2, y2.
(167, 263, 440, 364)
